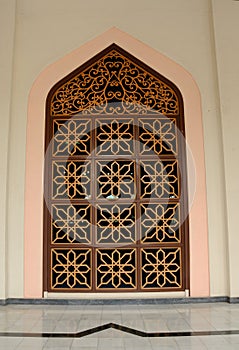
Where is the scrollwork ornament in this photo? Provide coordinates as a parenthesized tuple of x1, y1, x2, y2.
(51, 50, 179, 116)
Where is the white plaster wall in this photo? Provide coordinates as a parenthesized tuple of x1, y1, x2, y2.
(212, 0, 239, 298)
(0, 0, 16, 299)
(5, 0, 228, 297)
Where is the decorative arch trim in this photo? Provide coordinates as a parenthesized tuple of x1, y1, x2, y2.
(25, 27, 209, 297)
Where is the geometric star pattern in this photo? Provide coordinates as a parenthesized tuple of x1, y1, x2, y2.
(96, 118, 134, 156)
(52, 161, 91, 200)
(53, 119, 91, 156)
(97, 160, 135, 199)
(140, 160, 179, 199)
(139, 118, 177, 155)
(140, 203, 180, 243)
(141, 248, 181, 289)
(97, 204, 136, 244)
(51, 204, 91, 244)
(51, 249, 91, 290)
(96, 249, 136, 290)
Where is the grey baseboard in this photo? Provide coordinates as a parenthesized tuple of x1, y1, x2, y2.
(0, 296, 232, 306)
(228, 297, 239, 304)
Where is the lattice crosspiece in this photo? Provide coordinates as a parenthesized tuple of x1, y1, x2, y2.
(97, 204, 136, 244)
(140, 203, 180, 243)
(51, 248, 92, 289)
(140, 160, 179, 199)
(141, 248, 181, 289)
(96, 118, 134, 156)
(52, 161, 91, 199)
(139, 118, 177, 155)
(96, 249, 137, 289)
(53, 119, 91, 156)
(97, 160, 135, 199)
(50, 49, 179, 116)
(51, 204, 91, 244)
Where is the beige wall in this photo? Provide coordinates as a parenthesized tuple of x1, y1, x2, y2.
(212, 0, 239, 298)
(0, 0, 16, 299)
(2, 0, 231, 297)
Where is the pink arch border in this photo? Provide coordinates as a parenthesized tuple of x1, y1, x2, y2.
(24, 27, 209, 298)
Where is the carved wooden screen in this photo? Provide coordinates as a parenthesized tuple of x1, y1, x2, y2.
(44, 44, 189, 293)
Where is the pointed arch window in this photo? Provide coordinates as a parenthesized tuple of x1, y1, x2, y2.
(44, 44, 189, 292)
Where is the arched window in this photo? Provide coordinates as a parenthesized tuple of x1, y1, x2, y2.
(44, 44, 189, 292)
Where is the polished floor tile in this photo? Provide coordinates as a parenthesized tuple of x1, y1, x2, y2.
(1, 302, 239, 349)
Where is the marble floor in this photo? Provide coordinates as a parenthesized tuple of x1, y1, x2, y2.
(1, 302, 239, 349)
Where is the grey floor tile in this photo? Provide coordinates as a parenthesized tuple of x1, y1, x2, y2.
(16, 337, 47, 347)
(199, 334, 230, 346)
(0, 337, 23, 350)
(124, 337, 153, 349)
(178, 346, 207, 350)
(44, 338, 73, 348)
(205, 345, 239, 350)
(150, 337, 179, 349)
(174, 336, 204, 347)
(98, 337, 124, 349)
(71, 336, 98, 348)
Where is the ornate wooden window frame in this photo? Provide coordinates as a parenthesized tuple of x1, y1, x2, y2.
(43, 44, 189, 293)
